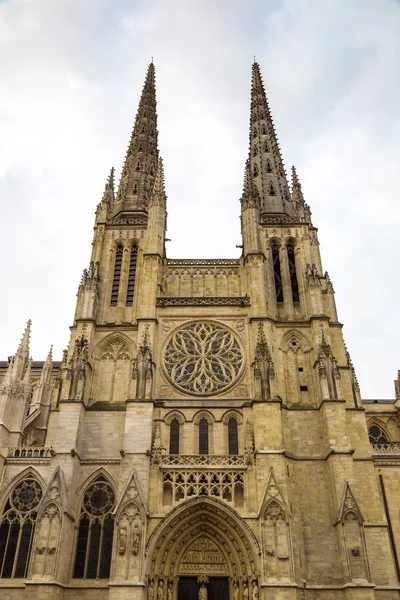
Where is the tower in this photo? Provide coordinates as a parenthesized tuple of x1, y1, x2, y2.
(0, 62, 399, 600)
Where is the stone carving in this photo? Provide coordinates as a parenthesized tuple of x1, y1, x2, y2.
(148, 580, 155, 600)
(152, 423, 164, 464)
(243, 581, 249, 600)
(252, 582, 258, 600)
(180, 537, 228, 575)
(161, 454, 246, 468)
(244, 421, 255, 466)
(157, 579, 164, 600)
(167, 259, 240, 266)
(164, 321, 244, 396)
(162, 470, 244, 504)
(167, 582, 173, 600)
(305, 263, 321, 287)
(119, 526, 127, 555)
(198, 583, 208, 600)
(101, 339, 130, 361)
(132, 521, 141, 555)
(37, 547, 46, 555)
(47, 485, 60, 500)
(157, 297, 250, 307)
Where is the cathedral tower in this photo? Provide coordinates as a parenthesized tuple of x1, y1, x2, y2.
(0, 62, 399, 600)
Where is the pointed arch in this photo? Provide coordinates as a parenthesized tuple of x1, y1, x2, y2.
(92, 334, 135, 404)
(146, 497, 260, 579)
(72, 470, 116, 580)
(366, 420, 390, 444)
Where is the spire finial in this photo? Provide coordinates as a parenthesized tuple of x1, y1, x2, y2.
(149, 156, 167, 208)
(248, 62, 292, 216)
(115, 63, 159, 215)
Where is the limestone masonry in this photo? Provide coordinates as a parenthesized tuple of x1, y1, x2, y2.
(0, 62, 399, 600)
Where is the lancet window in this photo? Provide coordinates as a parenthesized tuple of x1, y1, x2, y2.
(73, 476, 115, 579)
(271, 242, 283, 303)
(110, 245, 123, 306)
(228, 418, 239, 455)
(169, 419, 180, 455)
(126, 245, 138, 306)
(0, 477, 42, 579)
(286, 241, 299, 303)
(199, 418, 209, 455)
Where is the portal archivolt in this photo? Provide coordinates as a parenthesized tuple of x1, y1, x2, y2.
(146, 497, 260, 579)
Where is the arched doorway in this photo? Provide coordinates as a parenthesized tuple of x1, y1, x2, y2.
(146, 497, 260, 600)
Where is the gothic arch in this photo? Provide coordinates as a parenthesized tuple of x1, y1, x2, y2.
(93, 332, 136, 361)
(221, 409, 243, 425)
(146, 497, 260, 579)
(366, 419, 391, 443)
(280, 330, 311, 353)
(0, 467, 45, 513)
(192, 410, 216, 425)
(74, 468, 117, 520)
(164, 410, 187, 425)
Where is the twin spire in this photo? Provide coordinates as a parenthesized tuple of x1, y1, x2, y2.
(103, 61, 310, 221)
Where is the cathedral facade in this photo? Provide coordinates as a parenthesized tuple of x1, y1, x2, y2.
(0, 62, 399, 600)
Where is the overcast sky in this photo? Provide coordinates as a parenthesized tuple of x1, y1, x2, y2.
(1, 0, 399, 398)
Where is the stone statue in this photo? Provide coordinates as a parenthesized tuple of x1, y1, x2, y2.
(131, 522, 141, 556)
(148, 580, 154, 600)
(167, 582, 173, 600)
(252, 582, 258, 600)
(242, 582, 249, 600)
(198, 583, 207, 600)
(158, 579, 164, 600)
(118, 525, 127, 555)
(233, 581, 240, 600)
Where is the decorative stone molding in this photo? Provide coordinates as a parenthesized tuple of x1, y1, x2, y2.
(157, 297, 250, 307)
(161, 454, 247, 468)
(166, 259, 240, 266)
(372, 442, 400, 454)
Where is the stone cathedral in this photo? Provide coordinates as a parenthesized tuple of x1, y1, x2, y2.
(0, 62, 399, 600)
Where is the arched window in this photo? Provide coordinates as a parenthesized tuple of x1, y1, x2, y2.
(0, 477, 42, 578)
(368, 424, 389, 444)
(228, 418, 239, 455)
(73, 477, 115, 579)
(199, 418, 209, 455)
(110, 245, 123, 306)
(286, 241, 299, 303)
(271, 242, 283, 303)
(126, 245, 138, 306)
(170, 419, 180, 455)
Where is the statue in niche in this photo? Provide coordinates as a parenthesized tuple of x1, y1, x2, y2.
(233, 581, 240, 600)
(252, 582, 258, 600)
(148, 580, 155, 600)
(198, 583, 208, 600)
(118, 525, 127, 555)
(131, 521, 141, 556)
(242, 581, 249, 600)
(167, 582, 173, 600)
(158, 579, 164, 600)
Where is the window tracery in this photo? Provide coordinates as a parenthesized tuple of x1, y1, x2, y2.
(368, 424, 389, 444)
(162, 471, 244, 506)
(163, 322, 244, 396)
(0, 477, 42, 578)
(73, 477, 115, 579)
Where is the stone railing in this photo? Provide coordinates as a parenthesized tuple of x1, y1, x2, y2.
(157, 297, 250, 307)
(7, 446, 56, 459)
(372, 442, 400, 454)
(161, 454, 246, 468)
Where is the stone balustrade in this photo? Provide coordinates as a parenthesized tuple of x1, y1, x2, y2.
(372, 442, 400, 454)
(7, 446, 56, 459)
(161, 454, 246, 468)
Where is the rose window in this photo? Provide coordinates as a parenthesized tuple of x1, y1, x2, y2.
(11, 479, 42, 512)
(164, 321, 244, 395)
(83, 482, 115, 516)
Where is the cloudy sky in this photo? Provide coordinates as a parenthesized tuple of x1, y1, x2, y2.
(1, 0, 399, 398)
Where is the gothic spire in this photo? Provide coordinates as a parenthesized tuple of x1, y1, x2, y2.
(115, 62, 159, 215)
(104, 167, 115, 207)
(248, 62, 292, 216)
(5, 320, 31, 385)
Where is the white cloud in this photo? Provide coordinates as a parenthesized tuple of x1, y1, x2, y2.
(0, 0, 399, 397)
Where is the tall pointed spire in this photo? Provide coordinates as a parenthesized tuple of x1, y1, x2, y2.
(115, 63, 159, 216)
(241, 159, 260, 211)
(248, 62, 292, 216)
